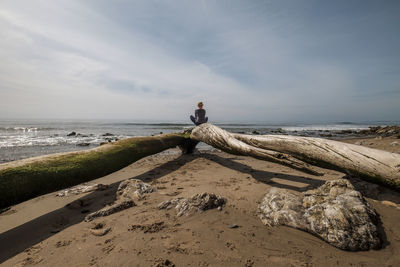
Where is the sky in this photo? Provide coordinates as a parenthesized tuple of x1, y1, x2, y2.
(0, 0, 399, 123)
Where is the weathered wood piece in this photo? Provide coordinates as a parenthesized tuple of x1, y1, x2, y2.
(84, 200, 136, 222)
(258, 179, 381, 251)
(158, 192, 226, 217)
(56, 183, 109, 197)
(190, 124, 322, 175)
(84, 178, 156, 222)
(191, 123, 400, 190)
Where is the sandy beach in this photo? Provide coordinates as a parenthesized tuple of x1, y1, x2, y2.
(1, 136, 399, 266)
(2, 0, 400, 265)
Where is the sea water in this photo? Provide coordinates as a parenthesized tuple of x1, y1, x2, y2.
(0, 119, 396, 163)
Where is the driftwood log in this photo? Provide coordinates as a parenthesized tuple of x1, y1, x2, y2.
(191, 123, 400, 190)
(2, 123, 400, 209)
(0, 134, 186, 209)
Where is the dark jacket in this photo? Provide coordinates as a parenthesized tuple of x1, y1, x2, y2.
(195, 108, 207, 123)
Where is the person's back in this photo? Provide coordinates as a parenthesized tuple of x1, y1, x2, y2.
(195, 108, 206, 124)
(190, 102, 208, 126)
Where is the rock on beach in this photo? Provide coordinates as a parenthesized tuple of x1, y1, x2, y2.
(158, 192, 226, 217)
(258, 179, 381, 251)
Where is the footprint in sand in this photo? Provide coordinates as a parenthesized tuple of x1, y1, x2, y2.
(226, 241, 237, 250)
(102, 243, 115, 254)
(153, 258, 175, 267)
(89, 256, 99, 266)
(129, 221, 166, 233)
(21, 256, 43, 266)
(24, 244, 42, 255)
(55, 240, 72, 248)
(20, 245, 43, 266)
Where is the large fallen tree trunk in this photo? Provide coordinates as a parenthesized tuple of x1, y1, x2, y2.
(2, 123, 399, 209)
(191, 123, 400, 190)
(0, 134, 186, 209)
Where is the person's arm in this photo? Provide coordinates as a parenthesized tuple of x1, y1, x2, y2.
(195, 109, 199, 121)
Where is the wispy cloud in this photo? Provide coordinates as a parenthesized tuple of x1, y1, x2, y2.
(0, 0, 399, 122)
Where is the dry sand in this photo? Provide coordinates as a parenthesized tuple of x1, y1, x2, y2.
(1, 137, 400, 266)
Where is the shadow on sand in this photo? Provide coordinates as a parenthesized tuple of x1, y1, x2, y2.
(0, 154, 196, 263)
(0, 151, 392, 262)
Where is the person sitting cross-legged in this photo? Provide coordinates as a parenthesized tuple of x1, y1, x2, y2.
(190, 101, 208, 126)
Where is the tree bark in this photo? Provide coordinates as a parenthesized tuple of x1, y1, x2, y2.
(191, 123, 400, 190)
(0, 134, 186, 209)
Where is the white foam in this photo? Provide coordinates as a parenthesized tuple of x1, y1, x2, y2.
(0, 134, 130, 148)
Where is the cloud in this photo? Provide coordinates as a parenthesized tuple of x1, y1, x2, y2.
(0, 0, 399, 122)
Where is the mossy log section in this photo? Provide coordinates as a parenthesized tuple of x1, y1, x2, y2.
(191, 123, 400, 191)
(0, 134, 186, 209)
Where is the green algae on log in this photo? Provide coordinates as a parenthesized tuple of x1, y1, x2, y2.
(0, 134, 186, 209)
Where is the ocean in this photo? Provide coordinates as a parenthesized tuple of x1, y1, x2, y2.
(0, 119, 397, 164)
